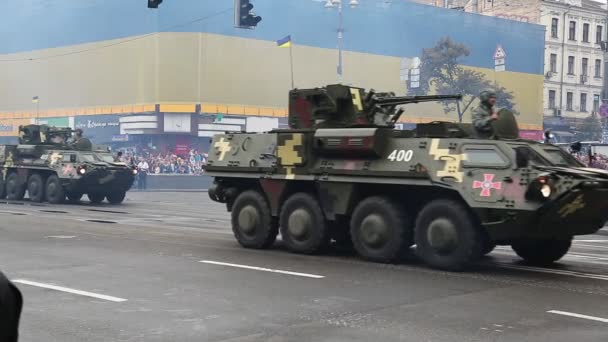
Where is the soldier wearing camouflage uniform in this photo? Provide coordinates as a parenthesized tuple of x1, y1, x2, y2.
(472, 90, 498, 138)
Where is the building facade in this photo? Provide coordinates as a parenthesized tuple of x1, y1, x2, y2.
(416, 0, 608, 140)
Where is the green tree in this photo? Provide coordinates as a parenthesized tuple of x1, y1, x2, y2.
(409, 37, 515, 122)
(575, 114, 603, 141)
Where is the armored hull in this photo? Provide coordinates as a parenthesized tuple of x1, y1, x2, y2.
(205, 85, 608, 270)
(0, 125, 135, 204)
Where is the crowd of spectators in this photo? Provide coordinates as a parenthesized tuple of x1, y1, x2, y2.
(574, 153, 608, 170)
(119, 149, 208, 175)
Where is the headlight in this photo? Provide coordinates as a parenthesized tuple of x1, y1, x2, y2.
(525, 174, 554, 201)
(78, 166, 86, 175)
(540, 184, 552, 198)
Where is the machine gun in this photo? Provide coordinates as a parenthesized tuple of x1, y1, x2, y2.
(288, 84, 462, 129)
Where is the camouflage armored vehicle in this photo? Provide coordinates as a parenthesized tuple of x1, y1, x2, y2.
(205, 85, 608, 271)
(0, 125, 136, 204)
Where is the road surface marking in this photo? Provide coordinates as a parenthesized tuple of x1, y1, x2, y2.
(45, 235, 76, 239)
(493, 248, 608, 261)
(576, 240, 608, 243)
(573, 243, 608, 250)
(200, 260, 325, 279)
(495, 263, 608, 281)
(12, 279, 127, 302)
(547, 310, 608, 323)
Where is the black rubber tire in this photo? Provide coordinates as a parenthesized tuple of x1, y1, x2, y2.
(106, 191, 126, 204)
(66, 192, 83, 203)
(350, 196, 413, 263)
(280, 192, 330, 254)
(88, 192, 105, 204)
(0, 175, 6, 199)
(45, 174, 65, 204)
(511, 238, 572, 266)
(27, 173, 45, 203)
(415, 199, 483, 271)
(231, 190, 278, 249)
(5, 173, 25, 201)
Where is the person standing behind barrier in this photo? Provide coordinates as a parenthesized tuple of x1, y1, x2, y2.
(0, 271, 23, 342)
(137, 157, 149, 190)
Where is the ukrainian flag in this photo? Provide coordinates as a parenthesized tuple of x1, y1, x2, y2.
(276, 35, 292, 48)
(32, 96, 39, 103)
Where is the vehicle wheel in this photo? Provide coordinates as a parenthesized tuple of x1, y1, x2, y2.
(0, 175, 5, 199)
(45, 174, 65, 204)
(511, 238, 572, 266)
(27, 174, 45, 203)
(88, 192, 105, 204)
(231, 190, 278, 249)
(106, 191, 126, 204)
(66, 192, 83, 203)
(6, 173, 25, 201)
(350, 196, 413, 263)
(280, 192, 330, 254)
(415, 199, 483, 271)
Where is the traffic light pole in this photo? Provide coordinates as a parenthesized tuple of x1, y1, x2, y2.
(337, 2, 343, 83)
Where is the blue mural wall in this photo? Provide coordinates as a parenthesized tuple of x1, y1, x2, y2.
(0, 0, 544, 74)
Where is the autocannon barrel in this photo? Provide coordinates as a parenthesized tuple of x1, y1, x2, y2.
(374, 94, 463, 107)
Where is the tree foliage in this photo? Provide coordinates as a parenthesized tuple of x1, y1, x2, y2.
(575, 114, 603, 141)
(409, 37, 516, 122)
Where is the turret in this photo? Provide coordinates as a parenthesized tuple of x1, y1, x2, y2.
(288, 84, 462, 129)
(18, 124, 73, 145)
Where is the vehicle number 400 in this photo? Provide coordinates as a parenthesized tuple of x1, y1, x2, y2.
(387, 149, 414, 162)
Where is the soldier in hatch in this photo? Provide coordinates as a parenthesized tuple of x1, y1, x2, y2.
(71, 128, 93, 150)
(472, 90, 498, 138)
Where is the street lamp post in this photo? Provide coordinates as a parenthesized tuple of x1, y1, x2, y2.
(323, 0, 358, 83)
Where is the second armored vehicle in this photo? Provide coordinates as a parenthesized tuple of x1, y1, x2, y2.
(0, 125, 136, 204)
(205, 85, 608, 271)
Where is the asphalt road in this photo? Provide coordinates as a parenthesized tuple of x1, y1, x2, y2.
(1, 192, 607, 342)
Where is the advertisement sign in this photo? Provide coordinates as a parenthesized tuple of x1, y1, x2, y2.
(0, 123, 13, 132)
(37, 117, 69, 127)
(74, 114, 120, 144)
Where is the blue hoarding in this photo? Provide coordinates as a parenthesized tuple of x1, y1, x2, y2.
(74, 114, 120, 144)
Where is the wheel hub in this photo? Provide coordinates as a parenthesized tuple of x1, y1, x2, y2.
(238, 205, 259, 234)
(287, 208, 311, 240)
(427, 218, 458, 254)
(360, 214, 388, 248)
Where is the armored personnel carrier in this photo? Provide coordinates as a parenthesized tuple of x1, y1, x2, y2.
(0, 125, 136, 204)
(205, 85, 608, 271)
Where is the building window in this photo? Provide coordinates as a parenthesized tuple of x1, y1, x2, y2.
(567, 92, 573, 111)
(581, 93, 587, 112)
(583, 23, 590, 42)
(550, 54, 557, 72)
(582, 58, 588, 75)
(594, 94, 600, 111)
(569, 21, 576, 40)
(597, 26, 603, 44)
(549, 90, 556, 109)
(568, 56, 575, 74)
(595, 59, 602, 77)
(552, 18, 559, 38)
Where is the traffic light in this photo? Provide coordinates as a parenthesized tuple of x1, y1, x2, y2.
(235, 0, 262, 28)
(148, 0, 163, 9)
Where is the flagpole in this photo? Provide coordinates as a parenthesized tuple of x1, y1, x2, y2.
(289, 43, 295, 89)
